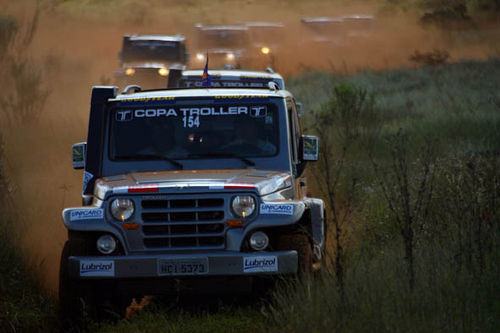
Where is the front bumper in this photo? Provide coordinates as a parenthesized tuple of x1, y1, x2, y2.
(68, 250, 297, 279)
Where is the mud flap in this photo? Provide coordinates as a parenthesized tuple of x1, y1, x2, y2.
(304, 198, 325, 262)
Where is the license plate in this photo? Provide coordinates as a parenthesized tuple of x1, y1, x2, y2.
(158, 258, 209, 276)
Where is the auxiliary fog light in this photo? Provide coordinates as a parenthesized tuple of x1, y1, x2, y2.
(158, 67, 169, 76)
(249, 231, 269, 251)
(110, 198, 135, 221)
(125, 68, 135, 76)
(97, 235, 117, 255)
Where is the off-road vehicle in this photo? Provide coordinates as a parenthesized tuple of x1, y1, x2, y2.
(301, 15, 375, 49)
(244, 21, 285, 68)
(60, 82, 325, 322)
(114, 35, 188, 90)
(191, 24, 250, 68)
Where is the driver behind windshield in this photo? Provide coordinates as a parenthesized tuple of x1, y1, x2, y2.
(221, 118, 276, 155)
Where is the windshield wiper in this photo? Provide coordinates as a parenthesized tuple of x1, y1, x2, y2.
(188, 153, 255, 168)
(125, 154, 184, 170)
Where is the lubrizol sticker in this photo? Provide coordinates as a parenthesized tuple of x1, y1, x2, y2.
(80, 260, 114, 277)
(243, 256, 278, 273)
(70, 209, 104, 221)
(260, 203, 294, 215)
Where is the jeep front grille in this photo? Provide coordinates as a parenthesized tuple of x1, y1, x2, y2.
(139, 196, 226, 250)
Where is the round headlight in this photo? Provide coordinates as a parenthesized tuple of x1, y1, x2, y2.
(196, 53, 205, 61)
(226, 53, 235, 60)
(158, 67, 169, 76)
(125, 68, 135, 76)
(97, 235, 117, 254)
(110, 198, 135, 221)
(261, 47, 270, 55)
(231, 195, 256, 218)
(249, 231, 269, 251)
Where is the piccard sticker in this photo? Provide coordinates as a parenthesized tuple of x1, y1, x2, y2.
(243, 256, 278, 273)
(260, 203, 294, 215)
(80, 260, 115, 277)
(70, 209, 104, 221)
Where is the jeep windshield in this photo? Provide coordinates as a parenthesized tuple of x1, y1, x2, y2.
(122, 40, 184, 63)
(198, 29, 249, 49)
(249, 27, 284, 44)
(109, 102, 279, 163)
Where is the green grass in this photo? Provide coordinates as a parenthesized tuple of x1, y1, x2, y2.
(267, 234, 499, 333)
(94, 303, 265, 333)
(275, 58, 500, 333)
(290, 58, 500, 153)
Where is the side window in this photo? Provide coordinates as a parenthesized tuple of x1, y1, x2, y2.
(292, 101, 301, 152)
(287, 103, 298, 164)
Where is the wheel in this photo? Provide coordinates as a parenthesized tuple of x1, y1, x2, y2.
(59, 240, 90, 329)
(276, 233, 313, 277)
(59, 239, 129, 328)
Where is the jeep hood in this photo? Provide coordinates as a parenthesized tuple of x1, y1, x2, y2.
(94, 169, 292, 200)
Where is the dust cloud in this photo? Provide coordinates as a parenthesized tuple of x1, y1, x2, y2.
(0, 0, 498, 292)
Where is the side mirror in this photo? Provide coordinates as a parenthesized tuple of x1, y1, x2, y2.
(296, 102, 303, 118)
(72, 142, 86, 169)
(301, 135, 319, 161)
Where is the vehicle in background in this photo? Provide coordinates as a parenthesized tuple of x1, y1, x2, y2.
(244, 22, 285, 68)
(114, 35, 188, 90)
(301, 14, 375, 48)
(171, 68, 285, 89)
(337, 14, 375, 44)
(300, 17, 344, 50)
(191, 24, 250, 68)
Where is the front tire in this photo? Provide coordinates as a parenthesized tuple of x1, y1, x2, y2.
(59, 239, 130, 328)
(276, 233, 313, 277)
(59, 240, 89, 328)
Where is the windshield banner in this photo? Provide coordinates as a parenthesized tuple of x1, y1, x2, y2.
(115, 105, 268, 128)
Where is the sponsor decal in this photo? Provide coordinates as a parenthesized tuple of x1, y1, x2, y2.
(115, 110, 132, 121)
(260, 203, 294, 215)
(117, 96, 176, 107)
(243, 256, 278, 273)
(214, 95, 268, 100)
(70, 209, 104, 221)
(114, 105, 268, 129)
(80, 260, 115, 277)
(249, 106, 267, 118)
(180, 79, 270, 88)
(121, 96, 176, 103)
